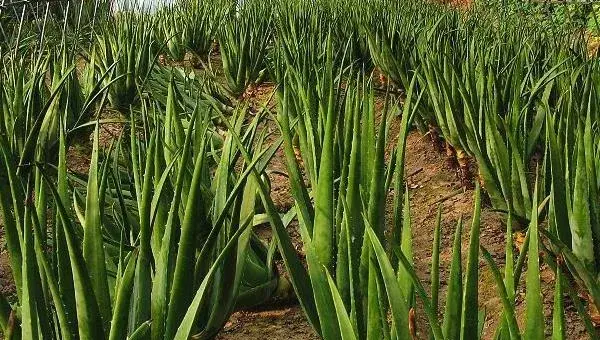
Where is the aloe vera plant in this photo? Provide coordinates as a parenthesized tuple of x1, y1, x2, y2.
(146, 65, 234, 115)
(218, 0, 273, 96)
(263, 43, 425, 336)
(364, 0, 430, 90)
(542, 66, 600, 318)
(0, 74, 286, 340)
(154, 7, 187, 62)
(186, 1, 225, 58)
(92, 11, 156, 110)
(153, 0, 225, 63)
(0, 16, 112, 163)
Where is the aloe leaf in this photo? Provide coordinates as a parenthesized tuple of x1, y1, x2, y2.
(431, 204, 442, 322)
(306, 241, 342, 340)
(130, 113, 143, 217)
(40, 168, 105, 339)
(344, 81, 365, 334)
(461, 184, 482, 340)
(570, 123, 595, 270)
(367, 87, 388, 243)
(366, 256, 384, 340)
(391, 72, 420, 266)
(365, 226, 411, 340)
(164, 125, 209, 339)
(21, 185, 40, 340)
(325, 269, 359, 340)
(525, 178, 544, 340)
(312, 82, 336, 272)
(129, 321, 152, 340)
(545, 113, 570, 243)
(17, 64, 76, 172)
(151, 109, 199, 340)
(541, 229, 600, 311)
(55, 119, 77, 333)
(132, 131, 156, 328)
(398, 188, 414, 306)
(26, 195, 75, 340)
(551, 262, 566, 340)
(83, 122, 111, 330)
(108, 250, 138, 340)
(172, 219, 252, 340)
(443, 216, 463, 340)
(495, 210, 516, 340)
(216, 108, 321, 334)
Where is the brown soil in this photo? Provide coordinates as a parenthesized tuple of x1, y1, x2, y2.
(0, 230, 15, 299)
(217, 305, 319, 340)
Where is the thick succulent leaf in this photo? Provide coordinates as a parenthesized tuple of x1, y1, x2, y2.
(83, 123, 111, 331)
(325, 270, 359, 340)
(525, 180, 544, 340)
(108, 251, 138, 340)
(365, 226, 411, 340)
(461, 184, 482, 340)
(443, 217, 463, 340)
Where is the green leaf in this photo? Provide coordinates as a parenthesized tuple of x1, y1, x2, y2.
(398, 188, 414, 307)
(40, 168, 105, 340)
(306, 241, 342, 340)
(83, 122, 111, 331)
(216, 108, 321, 335)
(570, 123, 595, 270)
(132, 131, 156, 328)
(545, 113, 570, 243)
(431, 204, 442, 328)
(312, 80, 336, 271)
(461, 184, 481, 340)
(443, 216, 463, 340)
(172, 220, 252, 340)
(129, 321, 151, 340)
(151, 108, 199, 340)
(365, 226, 411, 340)
(325, 270, 358, 340)
(551, 263, 566, 340)
(109, 251, 138, 340)
(525, 178, 544, 340)
(391, 72, 421, 266)
(165, 125, 209, 339)
(395, 248, 444, 340)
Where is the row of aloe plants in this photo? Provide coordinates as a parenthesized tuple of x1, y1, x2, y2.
(0, 3, 287, 338)
(0, 57, 294, 338)
(264, 21, 600, 336)
(362, 0, 600, 302)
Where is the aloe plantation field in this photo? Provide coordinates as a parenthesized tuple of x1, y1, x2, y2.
(1, 0, 600, 339)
